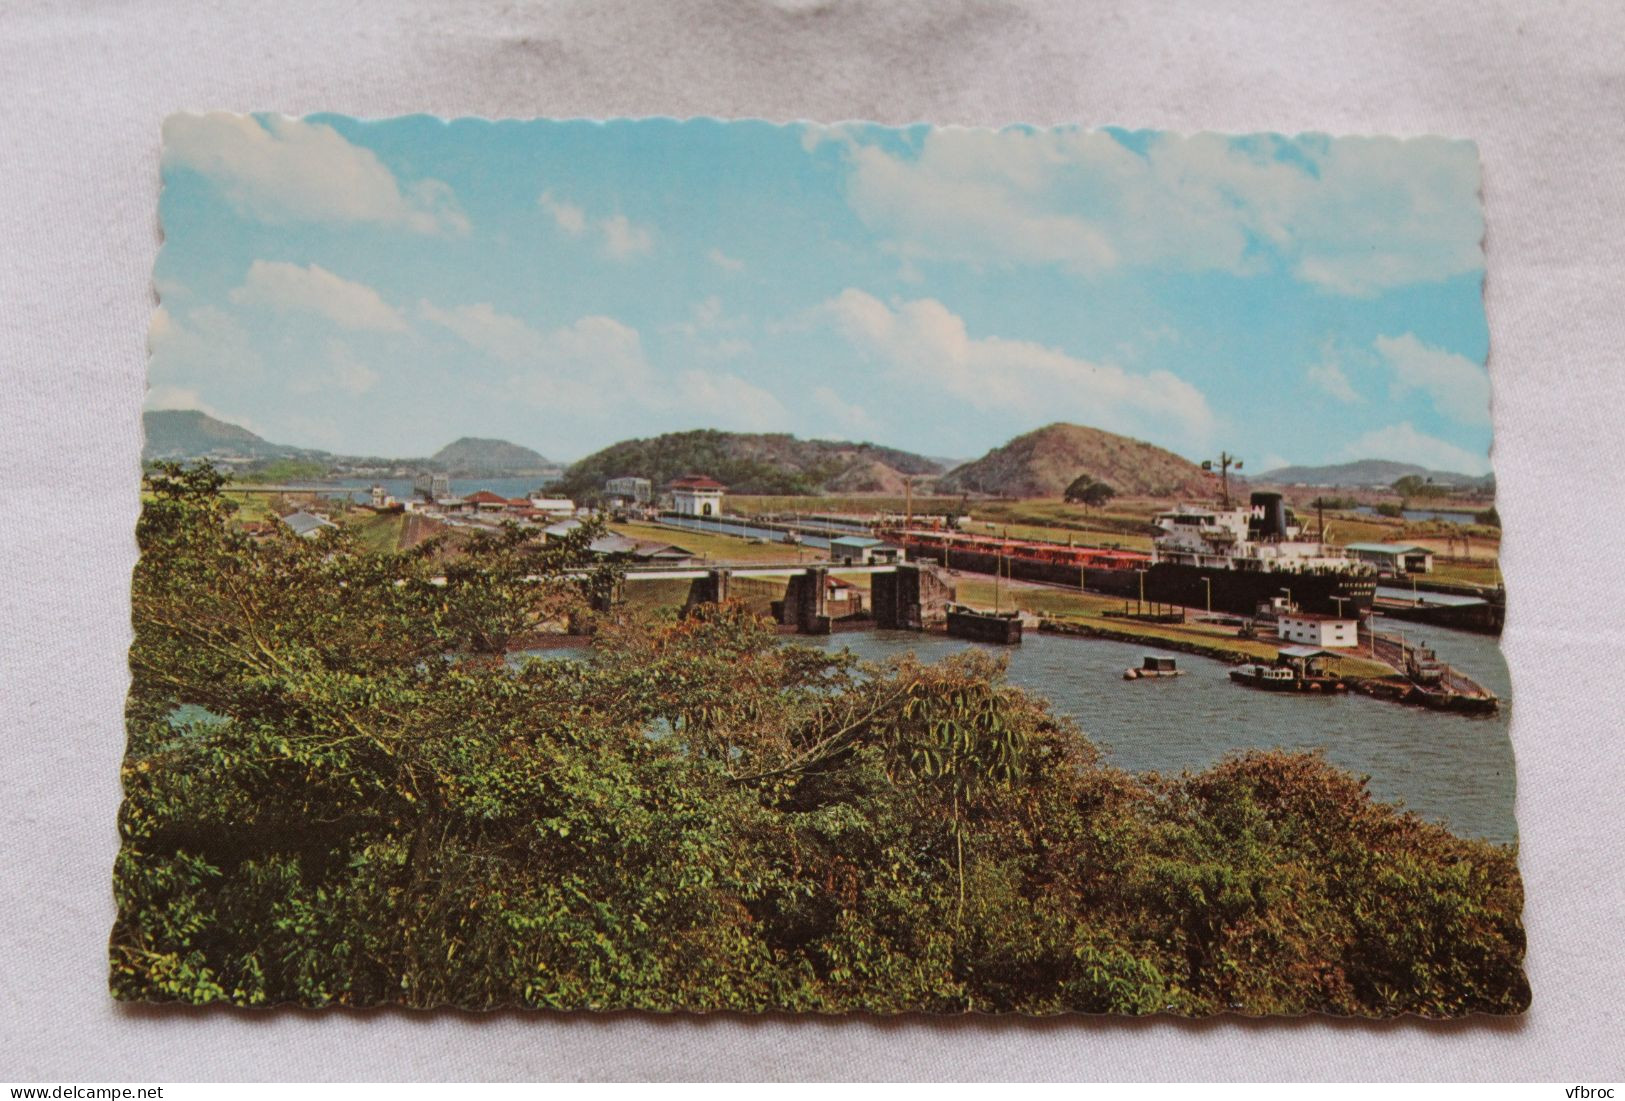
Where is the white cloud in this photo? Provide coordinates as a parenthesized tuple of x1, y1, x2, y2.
(812, 385, 879, 434)
(1308, 359, 1362, 404)
(289, 340, 378, 397)
(1340, 422, 1490, 476)
(163, 113, 468, 235)
(601, 214, 653, 259)
(1376, 332, 1490, 425)
(229, 261, 407, 331)
(538, 191, 588, 235)
(538, 191, 653, 260)
(141, 384, 256, 433)
(707, 248, 745, 272)
(671, 370, 789, 430)
(817, 288, 1214, 444)
(418, 297, 787, 430)
(418, 299, 550, 362)
(147, 304, 264, 387)
(832, 128, 1482, 294)
(418, 299, 653, 414)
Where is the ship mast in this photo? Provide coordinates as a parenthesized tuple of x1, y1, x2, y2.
(1202, 451, 1244, 509)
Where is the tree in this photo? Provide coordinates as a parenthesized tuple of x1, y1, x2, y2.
(112, 464, 1530, 1016)
(1064, 473, 1118, 509)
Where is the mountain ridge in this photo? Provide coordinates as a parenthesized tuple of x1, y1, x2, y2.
(556, 429, 945, 497)
(935, 423, 1213, 498)
(1257, 459, 1492, 488)
(431, 437, 555, 475)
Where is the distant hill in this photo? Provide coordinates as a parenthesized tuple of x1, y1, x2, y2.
(1257, 459, 1492, 488)
(431, 437, 555, 476)
(558, 430, 945, 497)
(142, 409, 302, 461)
(935, 423, 1212, 499)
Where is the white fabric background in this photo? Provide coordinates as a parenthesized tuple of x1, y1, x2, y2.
(3, 0, 1623, 1082)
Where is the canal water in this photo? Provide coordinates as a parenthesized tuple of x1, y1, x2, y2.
(800, 620, 1515, 844)
(518, 618, 1514, 842)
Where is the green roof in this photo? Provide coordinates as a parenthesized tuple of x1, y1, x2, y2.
(1345, 542, 1432, 554)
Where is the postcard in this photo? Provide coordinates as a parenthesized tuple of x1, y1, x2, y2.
(117, 115, 1525, 1015)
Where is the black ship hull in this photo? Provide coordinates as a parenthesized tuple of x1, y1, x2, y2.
(1145, 562, 1376, 617)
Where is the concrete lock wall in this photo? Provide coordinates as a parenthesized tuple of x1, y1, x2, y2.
(683, 568, 730, 615)
(780, 567, 830, 634)
(873, 563, 956, 630)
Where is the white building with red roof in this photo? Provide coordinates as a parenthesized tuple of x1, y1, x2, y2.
(669, 475, 726, 517)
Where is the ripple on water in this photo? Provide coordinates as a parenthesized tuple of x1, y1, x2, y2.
(808, 626, 1517, 845)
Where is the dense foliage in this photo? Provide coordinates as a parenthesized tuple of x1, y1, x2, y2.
(1063, 473, 1118, 509)
(556, 429, 943, 499)
(113, 466, 1529, 1015)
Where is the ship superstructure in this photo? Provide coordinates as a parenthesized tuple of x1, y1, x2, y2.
(1146, 492, 1377, 616)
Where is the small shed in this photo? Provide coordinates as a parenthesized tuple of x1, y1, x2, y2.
(1276, 645, 1338, 674)
(1345, 542, 1435, 574)
(828, 535, 898, 565)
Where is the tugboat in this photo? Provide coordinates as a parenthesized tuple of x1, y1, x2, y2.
(1124, 655, 1182, 680)
(1229, 646, 1349, 693)
(1147, 492, 1377, 617)
(1404, 641, 1446, 686)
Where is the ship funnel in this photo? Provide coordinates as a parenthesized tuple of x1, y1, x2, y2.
(1248, 491, 1289, 541)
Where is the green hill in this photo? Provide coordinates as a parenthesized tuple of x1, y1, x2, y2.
(430, 437, 556, 476)
(142, 409, 299, 461)
(558, 430, 945, 497)
(1256, 459, 1492, 488)
(935, 423, 1212, 499)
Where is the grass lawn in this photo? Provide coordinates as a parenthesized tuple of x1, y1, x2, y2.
(1427, 560, 1504, 587)
(342, 512, 408, 554)
(222, 491, 278, 524)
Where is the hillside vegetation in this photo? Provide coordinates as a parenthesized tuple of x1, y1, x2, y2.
(1258, 459, 1493, 489)
(938, 423, 1213, 499)
(142, 410, 300, 462)
(431, 436, 555, 475)
(558, 430, 945, 498)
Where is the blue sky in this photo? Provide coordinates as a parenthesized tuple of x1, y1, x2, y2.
(149, 115, 1493, 473)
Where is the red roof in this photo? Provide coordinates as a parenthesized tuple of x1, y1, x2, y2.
(669, 475, 726, 490)
(465, 490, 510, 505)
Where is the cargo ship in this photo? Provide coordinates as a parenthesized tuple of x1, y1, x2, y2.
(885, 528, 1147, 595)
(1146, 492, 1377, 617)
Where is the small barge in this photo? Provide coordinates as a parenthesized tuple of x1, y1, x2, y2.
(945, 604, 1024, 644)
(1124, 655, 1183, 680)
